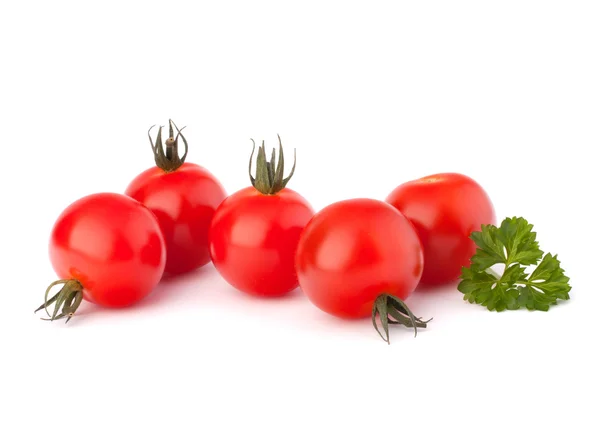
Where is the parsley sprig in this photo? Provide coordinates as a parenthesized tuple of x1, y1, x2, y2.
(458, 217, 571, 311)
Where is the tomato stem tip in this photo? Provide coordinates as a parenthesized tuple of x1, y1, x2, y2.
(248, 134, 296, 195)
(34, 279, 84, 323)
(148, 119, 189, 172)
(371, 294, 431, 344)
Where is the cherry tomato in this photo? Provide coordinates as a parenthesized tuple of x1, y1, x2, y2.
(385, 172, 496, 287)
(209, 137, 314, 297)
(295, 198, 429, 343)
(126, 121, 227, 276)
(36, 192, 166, 322)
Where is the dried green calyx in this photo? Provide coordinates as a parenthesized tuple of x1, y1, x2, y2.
(34, 279, 84, 323)
(372, 294, 432, 344)
(148, 119, 189, 172)
(249, 135, 296, 195)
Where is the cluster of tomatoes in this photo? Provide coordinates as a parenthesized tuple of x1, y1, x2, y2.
(37, 120, 495, 343)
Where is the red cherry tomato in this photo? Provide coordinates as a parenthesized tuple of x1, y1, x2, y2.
(295, 198, 429, 343)
(210, 187, 313, 296)
(208, 137, 314, 297)
(125, 121, 227, 276)
(37, 192, 166, 322)
(385, 172, 496, 287)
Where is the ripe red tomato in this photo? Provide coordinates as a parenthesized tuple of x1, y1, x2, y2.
(295, 198, 429, 343)
(209, 137, 314, 297)
(126, 121, 227, 276)
(36, 192, 166, 322)
(385, 172, 496, 287)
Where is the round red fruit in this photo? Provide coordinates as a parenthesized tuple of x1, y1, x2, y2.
(37, 192, 166, 322)
(126, 120, 227, 276)
(385, 172, 496, 287)
(295, 198, 429, 343)
(209, 136, 314, 297)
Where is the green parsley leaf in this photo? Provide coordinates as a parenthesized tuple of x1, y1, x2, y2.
(458, 217, 571, 312)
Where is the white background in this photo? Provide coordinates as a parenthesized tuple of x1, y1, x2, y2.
(1, 1, 598, 426)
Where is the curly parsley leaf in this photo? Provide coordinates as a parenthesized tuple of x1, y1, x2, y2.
(458, 217, 571, 312)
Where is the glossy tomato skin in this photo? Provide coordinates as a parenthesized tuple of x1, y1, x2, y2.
(126, 163, 227, 276)
(209, 187, 314, 297)
(385, 172, 496, 287)
(295, 198, 424, 319)
(49, 193, 166, 308)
